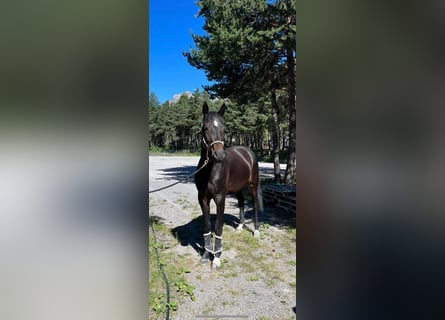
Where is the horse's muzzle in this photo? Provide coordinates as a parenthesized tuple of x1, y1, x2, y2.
(213, 150, 226, 162)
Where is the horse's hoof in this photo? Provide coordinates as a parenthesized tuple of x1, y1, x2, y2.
(236, 224, 243, 232)
(253, 230, 260, 238)
(211, 257, 221, 269)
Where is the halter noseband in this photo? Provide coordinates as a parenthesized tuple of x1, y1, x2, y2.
(202, 138, 224, 149)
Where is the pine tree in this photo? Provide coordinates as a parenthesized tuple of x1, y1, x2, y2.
(184, 0, 296, 184)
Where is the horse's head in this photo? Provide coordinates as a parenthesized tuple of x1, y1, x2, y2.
(201, 102, 226, 162)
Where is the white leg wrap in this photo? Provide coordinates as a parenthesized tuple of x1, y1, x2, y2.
(236, 224, 243, 232)
(212, 257, 221, 269)
(253, 230, 260, 238)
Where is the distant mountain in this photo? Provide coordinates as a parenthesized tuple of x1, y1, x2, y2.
(168, 91, 222, 104)
(168, 91, 193, 104)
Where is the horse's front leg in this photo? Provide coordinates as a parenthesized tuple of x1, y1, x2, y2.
(212, 194, 225, 269)
(198, 193, 212, 264)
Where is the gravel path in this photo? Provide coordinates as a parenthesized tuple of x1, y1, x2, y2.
(149, 156, 296, 320)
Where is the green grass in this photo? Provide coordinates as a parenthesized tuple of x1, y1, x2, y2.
(222, 300, 236, 307)
(149, 213, 296, 319)
(174, 277, 196, 301)
(287, 260, 296, 266)
(247, 274, 260, 281)
(149, 219, 197, 320)
(217, 219, 296, 290)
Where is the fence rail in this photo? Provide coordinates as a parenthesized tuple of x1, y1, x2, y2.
(263, 184, 296, 214)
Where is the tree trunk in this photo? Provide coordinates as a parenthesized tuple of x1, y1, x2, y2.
(259, 131, 264, 161)
(284, 50, 296, 184)
(258, 103, 265, 159)
(271, 89, 281, 183)
(282, 128, 286, 150)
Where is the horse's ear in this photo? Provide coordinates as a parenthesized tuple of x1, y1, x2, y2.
(218, 103, 226, 116)
(202, 102, 209, 115)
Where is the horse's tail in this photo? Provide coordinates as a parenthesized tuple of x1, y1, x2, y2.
(250, 149, 264, 213)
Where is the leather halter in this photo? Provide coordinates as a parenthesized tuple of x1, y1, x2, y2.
(202, 138, 224, 149)
(202, 138, 225, 162)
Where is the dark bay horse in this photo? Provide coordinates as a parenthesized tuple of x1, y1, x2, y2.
(195, 102, 263, 269)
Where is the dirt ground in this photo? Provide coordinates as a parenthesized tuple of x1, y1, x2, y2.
(149, 156, 296, 320)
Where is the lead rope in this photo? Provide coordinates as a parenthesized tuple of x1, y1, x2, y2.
(149, 159, 209, 194)
(149, 139, 224, 194)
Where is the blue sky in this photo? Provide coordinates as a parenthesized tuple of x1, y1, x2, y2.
(149, 1, 211, 103)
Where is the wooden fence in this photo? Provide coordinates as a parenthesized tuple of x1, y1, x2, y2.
(262, 184, 296, 215)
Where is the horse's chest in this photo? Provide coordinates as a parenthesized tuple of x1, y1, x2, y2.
(208, 172, 225, 193)
(208, 168, 247, 195)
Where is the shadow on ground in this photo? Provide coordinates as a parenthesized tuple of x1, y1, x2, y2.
(170, 214, 240, 255)
(170, 202, 295, 256)
(156, 164, 285, 183)
(156, 165, 197, 182)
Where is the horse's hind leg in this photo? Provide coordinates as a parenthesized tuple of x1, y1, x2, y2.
(249, 181, 263, 238)
(198, 193, 213, 264)
(236, 191, 245, 232)
(212, 195, 225, 269)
